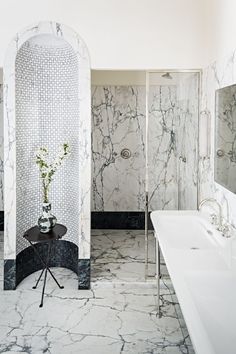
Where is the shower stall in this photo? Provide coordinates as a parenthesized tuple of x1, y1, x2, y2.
(91, 70, 200, 281)
(146, 71, 199, 211)
(145, 71, 199, 276)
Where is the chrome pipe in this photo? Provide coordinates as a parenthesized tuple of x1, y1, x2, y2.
(156, 235, 161, 317)
(144, 71, 149, 280)
(198, 198, 223, 229)
(144, 191, 149, 280)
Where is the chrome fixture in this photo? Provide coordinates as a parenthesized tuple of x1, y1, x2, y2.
(216, 149, 225, 158)
(161, 72, 173, 80)
(198, 198, 223, 231)
(221, 224, 231, 238)
(216, 149, 236, 162)
(198, 198, 233, 237)
(121, 148, 131, 159)
(155, 234, 161, 317)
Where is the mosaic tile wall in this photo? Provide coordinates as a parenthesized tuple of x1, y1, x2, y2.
(15, 35, 80, 254)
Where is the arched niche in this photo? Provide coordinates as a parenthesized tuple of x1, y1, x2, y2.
(3, 22, 91, 290)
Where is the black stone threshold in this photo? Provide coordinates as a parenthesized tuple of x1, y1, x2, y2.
(91, 211, 154, 230)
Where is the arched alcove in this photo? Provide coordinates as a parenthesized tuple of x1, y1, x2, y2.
(4, 22, 91, 290)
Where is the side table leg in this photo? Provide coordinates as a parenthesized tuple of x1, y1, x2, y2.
(47, 268, 64, 289)
(39, 241, 51, 308)
(39, 265, 48, 308)
(30, 240, 64, 290)
(32, 268, 45, 289)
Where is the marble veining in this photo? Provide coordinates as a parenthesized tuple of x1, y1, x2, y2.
(200, 48, 236, 228)
(0, 84, 3, 211)
(91, 82, 199, 213)
(0, 230, 194, 353)
(91, 86, 146, 212)
(148, 80, 198, 211)
(92, 229, 157, 282)
(78, 259, 91, 289)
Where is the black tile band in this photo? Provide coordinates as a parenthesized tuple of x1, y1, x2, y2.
(91, 211, 154, 230)
(4, 240, 90, 290)
(78, 259, 90, 289)
(0, 211, 4, 231)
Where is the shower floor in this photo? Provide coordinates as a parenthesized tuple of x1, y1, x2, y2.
(91, 229, 167, 283)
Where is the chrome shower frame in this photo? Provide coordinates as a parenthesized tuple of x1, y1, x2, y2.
(144, 69, 202, 280)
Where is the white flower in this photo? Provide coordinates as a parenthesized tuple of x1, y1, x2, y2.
(35, 143, 70, 203)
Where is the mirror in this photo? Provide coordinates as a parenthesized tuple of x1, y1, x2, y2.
(215, 84, 236, 193)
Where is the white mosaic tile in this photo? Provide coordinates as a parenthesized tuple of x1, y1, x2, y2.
(4, 22, 91, 260)
(15, 36, 80, 253)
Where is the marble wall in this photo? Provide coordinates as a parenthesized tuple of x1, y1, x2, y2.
(0, 84, 3, 211)
(92, 79, 199, 212)
(200, 49, 236, 227)
(91, 86, 145, 211)
(148, 75, 199, 211)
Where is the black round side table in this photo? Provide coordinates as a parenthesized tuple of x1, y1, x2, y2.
(23, 224, 67, 308)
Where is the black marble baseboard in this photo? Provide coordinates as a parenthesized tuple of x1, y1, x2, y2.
(4, 240, 79, 290)
(91, 211, 154, 230)
(0, 211, 153, 231)
(78, 259, 90, 289)
(0, 211, 4, 231)
(4, 259, 16, 290)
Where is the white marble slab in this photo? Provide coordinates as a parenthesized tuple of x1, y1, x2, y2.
(92, 82, 199, 212)
(200, 48, 236, 228)
(0, 85, 3, 211)
(91, 86, 146, 211)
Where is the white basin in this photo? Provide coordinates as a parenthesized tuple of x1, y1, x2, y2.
(185, 270, 236, 354)
(153, 210, 220, 250)
(151, 210, 235, 354)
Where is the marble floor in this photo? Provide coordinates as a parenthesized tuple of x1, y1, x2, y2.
(91, 230, 168, 282)
(0, 230, 194, 354)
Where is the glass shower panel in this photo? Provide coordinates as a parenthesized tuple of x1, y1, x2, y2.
(147, 72, 199, 211)
(176, 72, 199, 209)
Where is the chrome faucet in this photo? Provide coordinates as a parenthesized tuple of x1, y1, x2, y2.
(198, 198, 223, 230)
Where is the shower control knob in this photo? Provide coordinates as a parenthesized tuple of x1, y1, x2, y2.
(121, 148, 131, 159)
(216, 149, 225, 158)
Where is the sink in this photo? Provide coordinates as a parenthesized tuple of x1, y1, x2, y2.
(185, 270, 236, 354)
(151, 210, 235, 354)
(152, 211, 219, 250)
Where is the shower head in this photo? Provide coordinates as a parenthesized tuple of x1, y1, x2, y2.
(161, 72, 173, 80)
